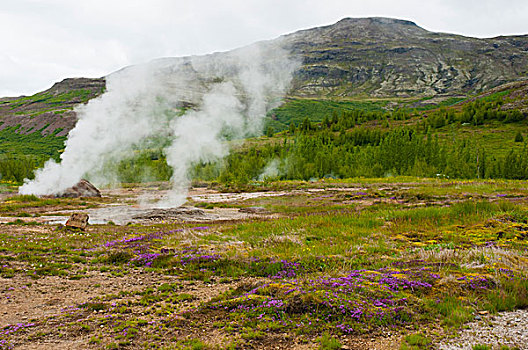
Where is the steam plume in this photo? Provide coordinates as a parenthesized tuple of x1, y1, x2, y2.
(19, 39, 299, 206)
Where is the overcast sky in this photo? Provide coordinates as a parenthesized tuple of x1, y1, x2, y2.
(1, 0, 527, 97)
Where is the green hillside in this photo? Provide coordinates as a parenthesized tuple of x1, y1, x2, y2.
(0, 78, 105, 118)
(1, 79, 528, 184)
(265, 98, 389, 132)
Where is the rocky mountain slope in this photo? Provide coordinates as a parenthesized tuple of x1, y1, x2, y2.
(1, 17, 528, 137)
(285, 17, 528, 98)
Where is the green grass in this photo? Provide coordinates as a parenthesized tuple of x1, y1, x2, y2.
(426, 296, 474, 328)
(481, 278, 528, 312)
(5, 88, 100, 110)
(0, 195, 92, 213)
(434, 121, 528, 158)
(401, 333, 432, 349)
(403, 96, 466, 112)
(174, 338, 207, 350)
(0, 126, 65, 159)
(8, 194, 41, 202)
(472, 345, 491, 350)
(318, 332, 342, 350)
(266, 97, 388, 132)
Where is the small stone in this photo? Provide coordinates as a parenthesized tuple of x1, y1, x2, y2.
(65, 213, 89, 230)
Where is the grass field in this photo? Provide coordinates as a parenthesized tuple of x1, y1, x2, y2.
(265, 98, 389, 132)
(0, 178, 527, 349)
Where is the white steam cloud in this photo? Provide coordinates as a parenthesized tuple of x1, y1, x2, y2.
(19, 40, 299, 207)
(258, 159, 281, 181)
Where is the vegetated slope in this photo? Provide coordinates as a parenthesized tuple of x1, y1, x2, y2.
(460, 78, 528, 114)
(0, 78, 105, 137)
(266, 78, 528, 132)
(212, 80, 528, 184)
(0, 78, 105, 181)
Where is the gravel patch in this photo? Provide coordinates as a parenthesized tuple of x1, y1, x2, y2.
(438, 309, 528, 349)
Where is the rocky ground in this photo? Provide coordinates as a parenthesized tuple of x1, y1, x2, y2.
(439, 309, 528, 349)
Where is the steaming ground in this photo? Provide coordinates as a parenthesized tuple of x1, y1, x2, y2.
(19, 40, 299, 207)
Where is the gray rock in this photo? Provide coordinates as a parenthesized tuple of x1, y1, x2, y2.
(57, 179, 101, 198)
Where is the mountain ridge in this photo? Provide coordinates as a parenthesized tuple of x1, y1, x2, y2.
(1, 17, 528, 137)
(283, 17, 528, 97)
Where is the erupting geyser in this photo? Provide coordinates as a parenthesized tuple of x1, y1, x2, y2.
(19, 40, 300, 206)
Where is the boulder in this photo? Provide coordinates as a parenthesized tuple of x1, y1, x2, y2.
(58, 179, 101, 198)
(65, 213, 89, 230)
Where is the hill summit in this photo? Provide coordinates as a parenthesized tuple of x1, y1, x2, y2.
(284, 17, 528, 97)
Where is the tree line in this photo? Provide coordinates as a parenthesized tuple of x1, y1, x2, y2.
(210, 126, 528, 184)
(2, 95, 527, 184)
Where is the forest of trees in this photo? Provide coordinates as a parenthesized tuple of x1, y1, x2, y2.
(0, 125, 65, 182)
(1, 94, 527, 184)
(197, 95, 528, 184)
(201, 126, 527, 184)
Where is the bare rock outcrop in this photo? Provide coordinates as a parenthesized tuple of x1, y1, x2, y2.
(57, 179, 101, 198)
